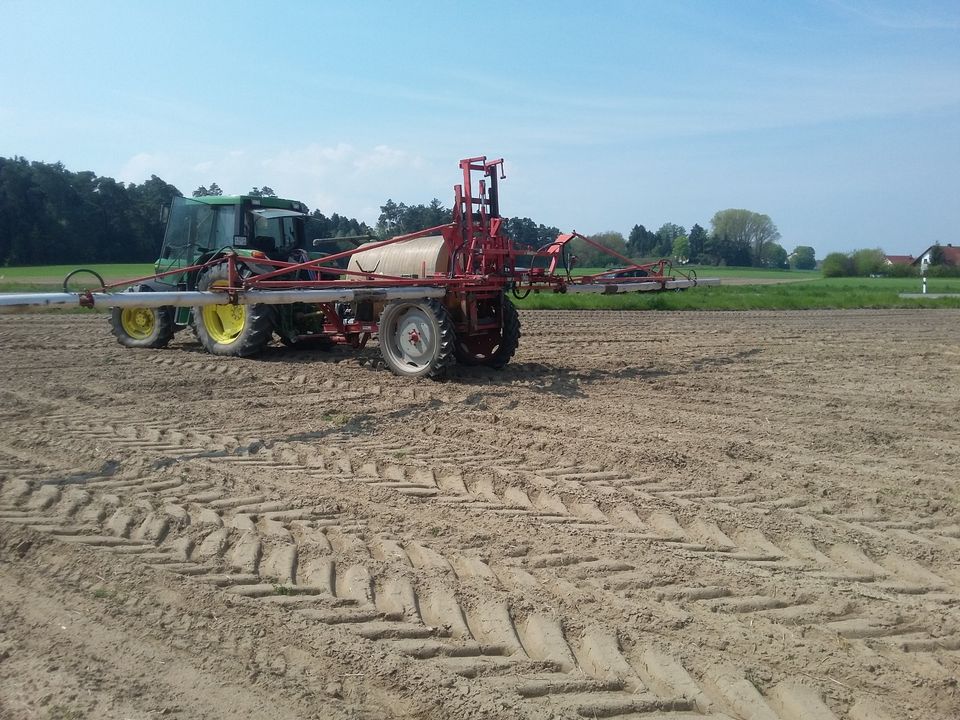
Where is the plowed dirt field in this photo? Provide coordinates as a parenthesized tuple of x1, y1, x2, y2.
(1, 310, 958, 720)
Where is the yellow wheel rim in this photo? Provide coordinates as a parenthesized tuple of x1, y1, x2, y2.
(120, 307, 156, 340)
(201, 280, 246, 344)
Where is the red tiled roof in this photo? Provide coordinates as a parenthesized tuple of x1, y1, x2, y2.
(885, 255, 914, 265)
(913, 245, 960, 265)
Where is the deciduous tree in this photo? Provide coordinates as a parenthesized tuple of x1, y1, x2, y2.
(851, 248, 886, 276)
(821, 252, 853, 277)
(570, 231, 628, 268)
(672, 235, 690, 262)
(760, 242, 788, 269)
(790, 245, 816, 270)
(710, 209, 780, 267)
(192, 183, 223, 197)
(655, 223, 685, 257)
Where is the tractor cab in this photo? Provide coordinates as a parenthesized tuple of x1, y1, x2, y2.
(154, 195, 310, 284)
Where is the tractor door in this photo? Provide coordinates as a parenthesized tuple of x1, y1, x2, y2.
(155, 198, 238, 286)
(246, 208, 306, 260)
(155, 198, 239, 327)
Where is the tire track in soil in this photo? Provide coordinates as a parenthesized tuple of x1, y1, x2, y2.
(3, 311, 958, 718)
(0, 464, 879, 720)
(0, 408, 940, 718)
(209, 426, 960, 685)
(422, 442, 960, 660)
(10, 400, 960, 648)
(410, 413, 960, 560)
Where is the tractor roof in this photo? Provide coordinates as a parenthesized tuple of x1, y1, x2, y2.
(190, 195, 307, 212)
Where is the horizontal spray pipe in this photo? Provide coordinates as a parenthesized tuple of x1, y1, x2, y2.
(561, 278, 719, 294)
(0, 286, 446, 314)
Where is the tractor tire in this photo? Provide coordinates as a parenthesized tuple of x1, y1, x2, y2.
(193, 264, 274, 357)
(454, 295, 521, 369)
(109, 287, 175, 349)
(378, 298, 455, 379)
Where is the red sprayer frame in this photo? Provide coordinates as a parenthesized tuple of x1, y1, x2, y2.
(205, 157, 700, 296)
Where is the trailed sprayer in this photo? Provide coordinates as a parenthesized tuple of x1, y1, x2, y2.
(0, 156, 718, 378)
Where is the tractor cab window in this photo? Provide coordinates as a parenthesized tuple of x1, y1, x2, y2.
(160, 198, 213, 261)
(248, 208, 305, 259)
(212, 205, 237, 249)
(156, 198, 239, 284)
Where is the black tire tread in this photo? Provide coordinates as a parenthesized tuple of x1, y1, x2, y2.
(379, 298, 455, 379)
(193, 265, 274, 357)
(485, 296, 521, 370)
(109, 301, 175, 350)
(454, 294, 521, 370)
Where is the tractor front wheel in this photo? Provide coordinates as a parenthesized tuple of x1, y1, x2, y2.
(193, 264, 274, 357)
(110, 305, 174, 349)
(378, 298, 455, 379)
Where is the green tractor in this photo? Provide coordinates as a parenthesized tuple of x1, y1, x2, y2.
(110, 195, 355, 355)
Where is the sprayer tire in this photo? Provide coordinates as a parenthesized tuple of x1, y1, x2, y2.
(379, 298, 455, 379)
(485, 296, 521, 369)
(454, 295, 521, 369)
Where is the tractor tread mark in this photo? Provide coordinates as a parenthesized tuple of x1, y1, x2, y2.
(0, 467, 868, 720)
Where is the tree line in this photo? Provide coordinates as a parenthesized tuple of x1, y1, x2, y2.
(0, 156, 180, 265)
(821, 246, 959, 278)
(625, 210, 815, 270)
(0, 157, 375, 265)
(374, 198, 561, 251)
(373, 199, 816, 270)
(0, 156, 814, 270)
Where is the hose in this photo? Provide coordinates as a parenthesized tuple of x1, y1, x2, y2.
(62, 268, 106, 293)
(512, 282, 531, 300)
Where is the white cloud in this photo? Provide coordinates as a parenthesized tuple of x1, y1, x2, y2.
(116, 144, 441, 224)
(829, 1, 960, 30)
(118, 152, 178, 184)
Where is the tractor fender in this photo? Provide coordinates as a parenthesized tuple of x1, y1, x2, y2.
(196, 250, 273, 283)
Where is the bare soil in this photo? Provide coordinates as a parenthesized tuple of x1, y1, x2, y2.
(1, 309, 958, 720)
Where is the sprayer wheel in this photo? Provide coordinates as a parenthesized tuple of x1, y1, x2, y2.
(378, 298, 455, 379)
(454, 295, 521, 369)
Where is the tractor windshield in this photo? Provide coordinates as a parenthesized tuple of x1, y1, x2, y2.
(155, 198, 236, 282)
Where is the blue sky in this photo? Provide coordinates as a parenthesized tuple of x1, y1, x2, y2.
(2, 1, 958, 257)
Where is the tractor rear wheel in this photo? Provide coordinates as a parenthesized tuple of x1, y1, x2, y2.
(378, 298, 455, 379)
(193, 264, 274, 357)
(110, 305, 174, 349)
(454, 295, 521, 369)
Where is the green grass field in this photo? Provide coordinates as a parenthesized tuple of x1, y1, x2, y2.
(0, 264, 154, 292)
(1, 263, 957, 311)
(572, 265, 822, 280)
(515, 276, 960, 310)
